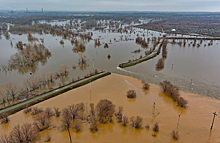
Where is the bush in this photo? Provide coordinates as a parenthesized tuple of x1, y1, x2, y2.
(104, 43, 109, 48)
(127, 90, 136, 98)
(96, 99, 115, 123)
(153, 123, 159, 132)
(145, 124, 150, 130)
(160, 81, 188, 108)
(177, 97, 188, 108)
(115, 106, 123, 122)
(90, 120, 98, 133)
(23, 106, 32, 114)
(142, 82, 150, 90)
(31, 107, 43, 115)
(122, 116, 129, 126)
(130, 116, 143, 129)
(171, 130, 179, 140)
(156, 58, 164, 69)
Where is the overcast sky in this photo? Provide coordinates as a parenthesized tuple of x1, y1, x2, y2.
(0, 0, 220, 12)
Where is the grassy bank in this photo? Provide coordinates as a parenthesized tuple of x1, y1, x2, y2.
(119, 39, 162, 68)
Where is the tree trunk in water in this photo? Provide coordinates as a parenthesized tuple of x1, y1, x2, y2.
(67, 128, 72, 142)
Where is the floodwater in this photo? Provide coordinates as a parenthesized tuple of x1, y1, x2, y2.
(0, 20, 220, 101)
(122, 39, 220, 99)
(0, 74, 219, 143)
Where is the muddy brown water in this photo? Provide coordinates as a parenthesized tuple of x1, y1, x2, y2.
(0, 74, 220, 143)
(1, 26, 220, 100)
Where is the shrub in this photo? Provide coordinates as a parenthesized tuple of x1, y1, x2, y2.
(90, 120, 98, 133)
(122, 116, 129, 126)
(156, 58, 164, 69)
(23, 105, 32, 114)
(31, 107, 43, 115)
(127, 90, 136, 98)
(171, 130, 179, 140)
(153, 123, 159, 132)
(104, 43, 109, 48)
(96, 99, 115, 123)
(130, 116, 143, 129)
(177, 97, 188, 108)
(145, 124, 150, 130)
(107, 54, 111, 59)
(116, 106, 123, 122)
(142, 82, 150, 90)
(160, 81, 188, 108)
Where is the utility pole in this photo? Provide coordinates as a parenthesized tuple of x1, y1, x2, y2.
(210, 112, 217, 130)
(92, 59, 95, 73)
(90, 80, 92, 93)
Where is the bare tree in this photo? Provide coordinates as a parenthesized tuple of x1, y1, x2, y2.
(54, 107, 61, 117)
(33, 113, 51, 132)
(96, 99, 115, 123)
(59, 64, 68, 75)
(5, 82, 20, 101)
(171, 130, 179, 140)
(0, 112, 10, 124)
(0, 135, 9, 143)
(115, 106, 123, 122)
(0, 84, 7, 104)
(61, 108, 72, 142)
(44, 107, 54, 118)
(122, 116, 129, 126)
(130, 116, 143, 129)
(47, 72, 54, 83)
(9, 123, 39, 142)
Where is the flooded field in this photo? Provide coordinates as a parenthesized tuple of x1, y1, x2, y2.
(122, 39, 220, 99)
(0, 19, 220, 109)
(0, 74, 219, 142)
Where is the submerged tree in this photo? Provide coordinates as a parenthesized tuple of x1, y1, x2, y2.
(9, 123, 39, 142)
(156, 58, 164, 70)
(0, 112, 10, 124)
(96, 99, 115, 123)
(61, 108, 72, 142)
